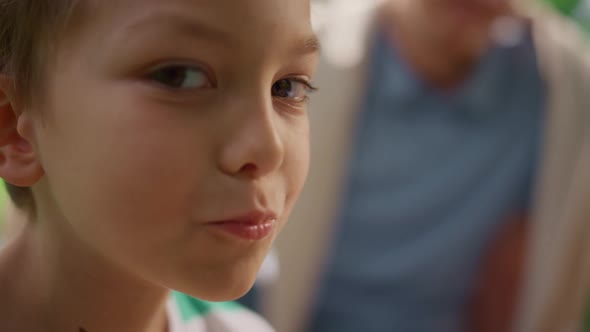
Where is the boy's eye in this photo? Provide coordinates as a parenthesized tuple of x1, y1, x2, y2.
(271, 78, 316, 102)
(147, 65, 210, 89)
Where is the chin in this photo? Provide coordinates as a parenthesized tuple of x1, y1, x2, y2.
(191, 281, 256, 303)
(173, 264, 260, 302)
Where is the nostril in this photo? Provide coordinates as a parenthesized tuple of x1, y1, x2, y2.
(239, 163, 258, 177)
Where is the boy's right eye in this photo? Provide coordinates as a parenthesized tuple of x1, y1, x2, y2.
(146, 65, 211, 90)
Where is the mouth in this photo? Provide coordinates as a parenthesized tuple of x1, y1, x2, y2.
(206, 210, 278, 241)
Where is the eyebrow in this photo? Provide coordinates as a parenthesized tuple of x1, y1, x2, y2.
(298, 35, 321, 56)
(123, 11, 233, 45)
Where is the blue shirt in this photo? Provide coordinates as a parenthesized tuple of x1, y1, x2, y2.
(309, 31, 545, 332)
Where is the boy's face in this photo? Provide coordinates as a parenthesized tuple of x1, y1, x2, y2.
(28, 0, 318, 300)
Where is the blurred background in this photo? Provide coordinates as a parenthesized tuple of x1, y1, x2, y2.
(0, 183, 8, 240)
(545, 0, 590, 30)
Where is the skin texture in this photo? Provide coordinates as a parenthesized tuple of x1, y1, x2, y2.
(0, 0, 319, 331)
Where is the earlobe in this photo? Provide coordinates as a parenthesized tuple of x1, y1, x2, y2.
(0, 77, 44, 187)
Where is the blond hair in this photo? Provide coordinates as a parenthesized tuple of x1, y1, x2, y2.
(0, 0, 81, 211)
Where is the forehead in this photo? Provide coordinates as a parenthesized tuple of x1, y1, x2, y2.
(81, 0, 313, 46)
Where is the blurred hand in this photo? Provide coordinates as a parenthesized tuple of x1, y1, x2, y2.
(467, 216, 529, 332)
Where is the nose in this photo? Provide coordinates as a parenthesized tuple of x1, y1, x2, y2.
(217, 97, 285, 179)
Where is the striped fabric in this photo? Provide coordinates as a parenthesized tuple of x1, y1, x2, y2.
(167, 292, 275, 332)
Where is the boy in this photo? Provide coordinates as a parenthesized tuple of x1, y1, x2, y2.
(0, 1, 319, 331)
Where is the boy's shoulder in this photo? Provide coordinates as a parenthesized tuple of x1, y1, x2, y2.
(167, 292, 275, 332)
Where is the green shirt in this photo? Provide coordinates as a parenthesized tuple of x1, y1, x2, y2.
(167, 292, 274, 332)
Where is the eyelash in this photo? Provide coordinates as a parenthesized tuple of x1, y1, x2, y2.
(272, 77, 318, 104)
(291, 78, 319, 96)
(144, 64, 318, 105)
(145, 64, 214, 90)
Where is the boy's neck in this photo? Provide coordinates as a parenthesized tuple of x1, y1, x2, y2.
(0, 220, 170, 332)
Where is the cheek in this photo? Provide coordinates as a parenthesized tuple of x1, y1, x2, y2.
(280, 121, 310, 217)
(36, 89, 212, 246)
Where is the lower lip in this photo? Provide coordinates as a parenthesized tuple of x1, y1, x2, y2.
(208, 221, 276, 241)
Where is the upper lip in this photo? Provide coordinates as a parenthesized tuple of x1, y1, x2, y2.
(208, 210, 278, 226)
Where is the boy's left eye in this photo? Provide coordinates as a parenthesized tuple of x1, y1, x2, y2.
(271, 78, 316, 102)
(147, 65, 210, 89)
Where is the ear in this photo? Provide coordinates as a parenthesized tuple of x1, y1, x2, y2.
(0, 76, 44, 187)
